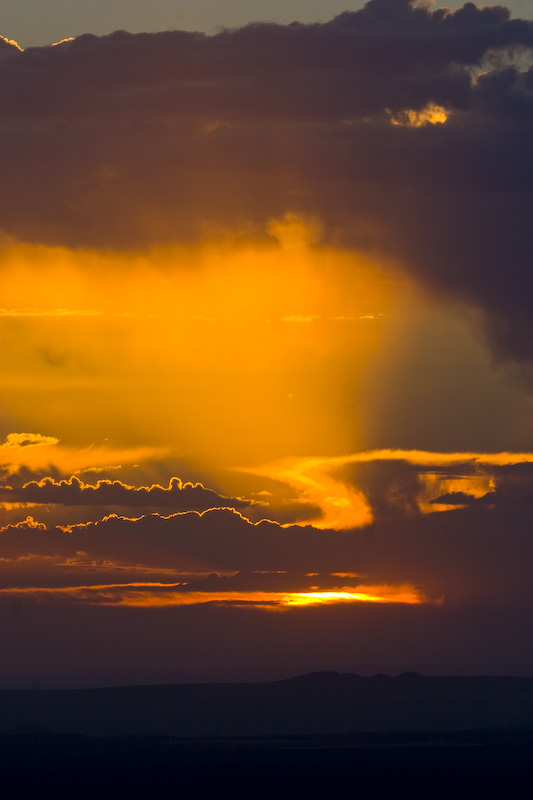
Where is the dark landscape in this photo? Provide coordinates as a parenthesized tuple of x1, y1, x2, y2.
(1, 673, 532, 797)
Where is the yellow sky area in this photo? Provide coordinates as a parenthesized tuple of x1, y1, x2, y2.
(0, 583, 425, 608)
(0, 223, 394, 467)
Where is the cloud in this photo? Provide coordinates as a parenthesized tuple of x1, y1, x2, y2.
(0, 432, 60, 449)
(0, 1, 531, 362)
(0, 475, 254, 512)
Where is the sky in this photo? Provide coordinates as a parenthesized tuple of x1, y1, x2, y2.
(0, 0, 532, 686)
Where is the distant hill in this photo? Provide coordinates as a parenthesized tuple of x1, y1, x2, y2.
(1, 673, 532, 737)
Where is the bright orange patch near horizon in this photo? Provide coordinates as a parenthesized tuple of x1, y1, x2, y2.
(0, 583, 426, 608)
(281, 585, 424, 606)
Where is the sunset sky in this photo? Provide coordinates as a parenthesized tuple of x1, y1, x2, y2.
(1, 0, 532, 686)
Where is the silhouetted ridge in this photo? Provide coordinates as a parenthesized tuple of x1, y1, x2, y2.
(1, 675, 532, 738)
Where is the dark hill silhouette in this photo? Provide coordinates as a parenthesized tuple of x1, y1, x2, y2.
(1, 673, 532, 737)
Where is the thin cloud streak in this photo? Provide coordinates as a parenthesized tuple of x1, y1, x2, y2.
(0, 582, 425, 608)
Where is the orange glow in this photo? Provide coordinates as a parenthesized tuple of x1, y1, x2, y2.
(0, 226, 392, 471)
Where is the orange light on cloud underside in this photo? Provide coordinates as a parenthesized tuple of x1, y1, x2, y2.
(0, 583, 426, 608)
(388, 104, 448, 127)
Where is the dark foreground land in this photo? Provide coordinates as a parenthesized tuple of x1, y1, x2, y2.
(1, 673, 532, 797)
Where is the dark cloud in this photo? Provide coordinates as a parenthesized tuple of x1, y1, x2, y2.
(0, 509, 353, 572)
(1, 499, 532, 607)
(0, 475, 253, 511)
(0, 1, 532, 361)
(482, 462, 533, 504)
(337, 459, 425, 519)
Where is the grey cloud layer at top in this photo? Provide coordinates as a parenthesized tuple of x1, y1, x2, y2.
(1, 0, 532, 361)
